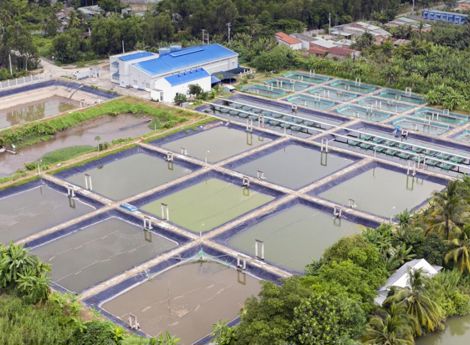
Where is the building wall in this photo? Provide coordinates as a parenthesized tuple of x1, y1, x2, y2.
(153, 76, 211, 103)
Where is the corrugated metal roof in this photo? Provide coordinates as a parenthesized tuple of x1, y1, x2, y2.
(164, 68, 209, 86)
(275, 32, 302, 45)
(136, 44, 237, 77)
(119, 51, 155, 62)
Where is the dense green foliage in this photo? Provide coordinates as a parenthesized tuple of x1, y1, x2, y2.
(214, 177, 470, 344)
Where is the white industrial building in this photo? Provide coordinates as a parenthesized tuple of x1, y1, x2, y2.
(110, 44, 238, 103)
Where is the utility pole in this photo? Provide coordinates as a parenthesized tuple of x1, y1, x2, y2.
(412, 0, 415, 14)
(122, 40, 125, 54)
(8, 53, 13, 76)
(328, 13, 331, 35)
(227, 22, 231, 42)
(202, 29, 209, 44)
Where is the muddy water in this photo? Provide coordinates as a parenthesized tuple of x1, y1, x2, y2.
(32, 217, 178, 293)
(228, 204, 361, 272)
(0, 184, 93, 243)
(317, 166, 445, 218)
(233, 143, 355, 190)
(102, 261, 261, 345)
(160, 126, 272, 163)
(0, 96, 78, 129)
(0, 115, 152, 177)
(417, 315, 470, 345)
(66, 152, 194, 201)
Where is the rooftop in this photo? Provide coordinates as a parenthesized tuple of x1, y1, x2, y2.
(119, 51, 156, 62)
(375, 259, 442, 305)
(135, 44, 237, 77)
(275, 32, 302, 45)
(164, 68, 210, 86)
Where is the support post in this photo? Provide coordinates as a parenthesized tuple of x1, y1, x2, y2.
(160, 203, 170, 221)
(255, 239, 265, 260)
(84, 173, 93, 191)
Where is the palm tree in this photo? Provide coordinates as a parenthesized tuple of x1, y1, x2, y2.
(362, 304, 414, 345)
(426, 180, 467, 240)
(445, 225, 470, 274)
(384, 270, 443, 336)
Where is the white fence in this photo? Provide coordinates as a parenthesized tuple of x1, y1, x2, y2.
(0, 74, 47, 90)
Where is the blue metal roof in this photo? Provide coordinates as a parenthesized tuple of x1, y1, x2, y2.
(119, 51, 155, 62)
(165, 68, 210, 86)
(135, 44, 237, 76)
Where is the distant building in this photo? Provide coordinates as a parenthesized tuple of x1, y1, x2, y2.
(386, 17, 432, 32)
(275, 32, 302, 50)
(330, 22, 391, 44)
(422, 9, 468, 25)
(375, 259, 442, 306)
(456, 0, 470, 12)
(77, 5, 103, 19)
(110, 44, 238, 103)
(327, 46, 360, 60)
(290, 33, 316, 50)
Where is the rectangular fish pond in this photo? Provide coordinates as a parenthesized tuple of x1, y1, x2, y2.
(283, 71, 332, 84)
(454, 130, 470, 145)
(137, 174, 277, 234)
(30, 214, 182, 293)
(264, 78, 311, 92)
(411, 107, 469, 126)
(335, 104, 392, 122)
(355, 96, 414, 114)
(390, 116, 453, 136)
(240, 84, 288, 98)
(307, 86, 361, 102)
(226, 141, 358, 190)
(328, 79, 378, 94)
(0, 181, 97, 244)
(0, 96, 79, 129)
(377, 89, 426, 105)
(312, 163, 447, 219)
(154, 124, 274, 164)
(218, 200, 373, 272)
(283, 94, 338, 111)
(59, 149, 197, 201)
(100, 259, 262, 345)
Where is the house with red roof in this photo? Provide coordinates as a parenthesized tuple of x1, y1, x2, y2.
(275, 32, 302, 50)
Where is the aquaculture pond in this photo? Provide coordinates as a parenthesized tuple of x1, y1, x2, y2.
(230, 143, 356, 190)
(226, 203, 362, 272)
(355, 97, 414, 113)
(391, 116, 452, 136)
(0, 184, 94, 243)
(328, 79, 378, 94)
(0, 96, 79, 129)
(64, 152, 194, 201)
(140, 178, 274, 233)
(0, 115, 153, 177)
(377, 89, 426, 105)
(454, 130, 470, 144)
(283, 94, 338, 111)
(158, 126, 272, 163)
(335, 104, 392, 122)
(101, 261, 262, 344)
(307, 86, 360, 102)
(31, 217, 178, 293)
(240, 84, 288, 98)
(315, 166, 445, 218)
(283, 71, 331, 84)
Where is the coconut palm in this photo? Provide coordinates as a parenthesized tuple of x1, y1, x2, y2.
(426, 180, 468, 240)
(445, 225, 470, 274)
(384, 270, 443, 336)
(362, 304, 414, 345)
